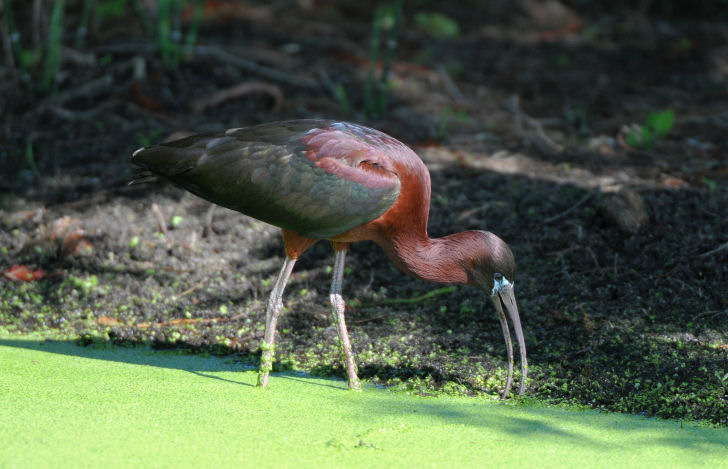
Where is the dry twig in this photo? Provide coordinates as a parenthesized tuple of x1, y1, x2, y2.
(46, 99, 119, 121)
(544, 191, 594, 224)
(179, 279, 206, 297)
(700, 241, 728, 258)
(192, 45, 317, 88)
(204, 204, 216, 238)
(94, 43, 317, 88)
(151, 203, 168, 235)
(507, 94, 564, 153)
(437, 64, 467, 104)
(192, 81, 283, 113)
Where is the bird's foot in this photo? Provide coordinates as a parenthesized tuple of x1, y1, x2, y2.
(257, 342, 275, 387)
(347, 374, 361, 391)
(256, 371, 269, 388)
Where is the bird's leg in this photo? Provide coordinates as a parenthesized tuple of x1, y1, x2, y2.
(494, 305, 514, 399)
(257, 256, 296, 388)
(204, 203, 216, 237)
(329, 247, 361, 390)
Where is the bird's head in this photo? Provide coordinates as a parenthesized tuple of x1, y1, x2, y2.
(462, 231, 515, 289)
(462, 231, 527, 398)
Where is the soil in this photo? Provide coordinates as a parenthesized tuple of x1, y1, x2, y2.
(1, 1, 727, 425)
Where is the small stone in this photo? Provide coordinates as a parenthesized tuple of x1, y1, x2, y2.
(603, 190, 648, 233)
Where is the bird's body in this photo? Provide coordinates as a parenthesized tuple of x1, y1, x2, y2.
(132, 120, 527, 397)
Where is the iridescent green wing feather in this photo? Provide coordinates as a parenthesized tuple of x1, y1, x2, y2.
(131, 120, 402, 239)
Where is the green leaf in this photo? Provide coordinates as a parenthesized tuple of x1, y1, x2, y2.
(640, 125, 653, 146)
(25, 141, 39, 176)
(378, 4, 397, 30)
(414, 12, 460, 39)
(624, 125, 642, 147)
(647, 109, 674, 137)
(701, 177, 717, 190)
(554, 54, 571, 68)
(333, 83, 350, 115)
(96, 0, 127, 20)
(19, 50, 41, 69)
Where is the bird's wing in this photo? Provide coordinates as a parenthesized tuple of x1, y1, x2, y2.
(131, 120, 402, 239)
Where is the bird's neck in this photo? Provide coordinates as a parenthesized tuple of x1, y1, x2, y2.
(367, 154, 473, 285)
(377, 232, 471, 285)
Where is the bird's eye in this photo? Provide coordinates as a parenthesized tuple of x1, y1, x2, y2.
(491, 272, 512, 297)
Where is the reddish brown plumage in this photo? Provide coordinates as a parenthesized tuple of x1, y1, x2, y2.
(282, 229, 318, 260)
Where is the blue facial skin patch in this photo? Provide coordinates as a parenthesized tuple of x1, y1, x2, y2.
(491, 274, 513, 297)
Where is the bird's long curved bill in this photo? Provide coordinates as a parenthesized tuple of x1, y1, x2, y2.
(491, 285, 527, 398)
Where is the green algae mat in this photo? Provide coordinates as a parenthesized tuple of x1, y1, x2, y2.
(1, 338, 726, 469)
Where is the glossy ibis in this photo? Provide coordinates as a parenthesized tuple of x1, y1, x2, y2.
(131, 120, 527, 397)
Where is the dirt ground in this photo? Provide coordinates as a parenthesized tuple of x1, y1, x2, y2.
(1, 1, 727, 425)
